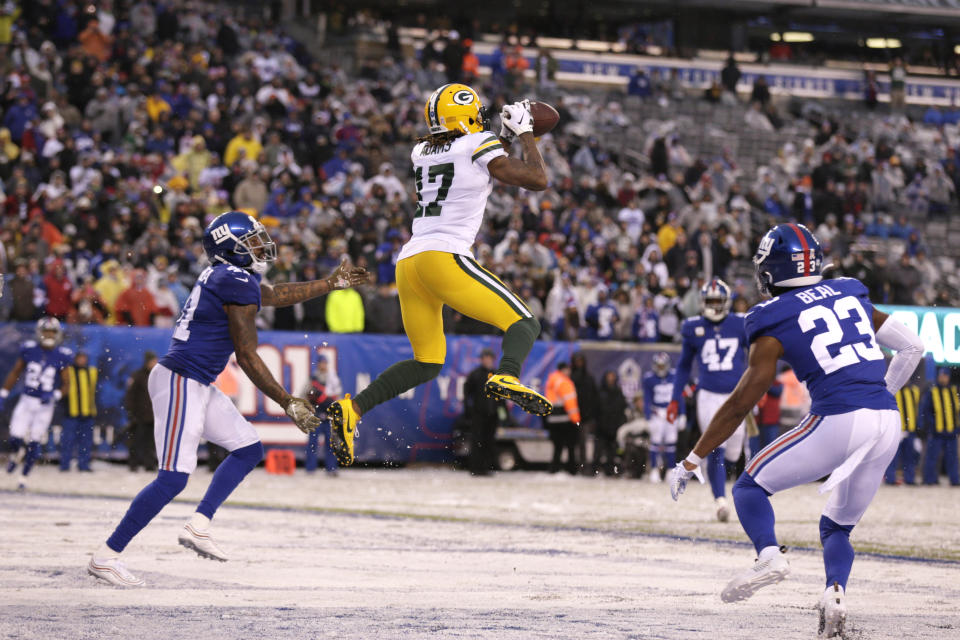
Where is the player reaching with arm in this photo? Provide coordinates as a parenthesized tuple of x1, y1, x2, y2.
(88, 212, 367, 587)
(325, 84, 551, 467)
(666, 278, 748, 521)
(669, 224, 924, 638)
(3, 317, 72, 490)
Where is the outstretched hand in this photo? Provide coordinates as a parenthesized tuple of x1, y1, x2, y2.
(326, 259, 369, 291)
(669, 461, 705, 501)
(285, 396, 321, 434)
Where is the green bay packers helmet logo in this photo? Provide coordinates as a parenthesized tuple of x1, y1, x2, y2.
(452, 89, 475, 105)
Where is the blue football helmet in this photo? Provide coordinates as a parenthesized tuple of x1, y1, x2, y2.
(202, 211, 277, 274)
(753, 223, 823, 296)
(652, 352, 671, 377)
(700, 277, 732, 322)
(36, 316, 63, 349)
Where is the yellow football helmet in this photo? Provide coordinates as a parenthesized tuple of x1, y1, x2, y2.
(424, 83, 485, 135)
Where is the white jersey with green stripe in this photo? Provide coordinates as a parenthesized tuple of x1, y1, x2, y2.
(398, 131, 506, 261)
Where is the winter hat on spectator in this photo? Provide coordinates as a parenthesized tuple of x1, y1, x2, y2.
(167, 175, 189, 191)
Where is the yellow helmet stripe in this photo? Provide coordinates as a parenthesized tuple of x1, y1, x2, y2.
(428, 83, 452, 129)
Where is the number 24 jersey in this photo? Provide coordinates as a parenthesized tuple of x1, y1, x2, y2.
(19, 341, 72, 400)
(745, 277, 896, 416)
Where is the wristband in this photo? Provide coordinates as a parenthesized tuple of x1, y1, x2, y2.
(0, 389, 8, 398)
(684, 452, 703, 467)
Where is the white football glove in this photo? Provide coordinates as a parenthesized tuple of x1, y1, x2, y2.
(669, 461, 705, 501)
(285, 397, 321, 434)
(500, 100, 534, 137)
(498, 118, 515, 143)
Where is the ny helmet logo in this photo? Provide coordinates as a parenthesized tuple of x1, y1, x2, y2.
(754, 233, 775, 264)
(210, 224, 232, 245)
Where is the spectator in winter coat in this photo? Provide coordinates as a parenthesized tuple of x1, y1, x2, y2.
(594, 371, 627, 475)
(584, 286, 619, 340)
(233, 165, 269, 213)
(113, 270, 172, 327)
(325, 288, 364, 333)
(78, 19, 112, 62)
(545, 362, 581, 474)
(125, 350, 158, 471)
(364, 282, 403, 334)
(462, 349, 503, 476)
(570, 352, 598, 473)
(305, 357, 343, 475)
(43, 260, 73, 319)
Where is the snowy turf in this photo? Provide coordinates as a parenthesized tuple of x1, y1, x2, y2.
(1, 464, 958, 639)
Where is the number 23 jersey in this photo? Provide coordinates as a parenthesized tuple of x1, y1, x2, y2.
(398, 131, 506, 262)
(745, 277, 896, 415)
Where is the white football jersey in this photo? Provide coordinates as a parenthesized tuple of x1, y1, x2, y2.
(397, 131, 506, 261)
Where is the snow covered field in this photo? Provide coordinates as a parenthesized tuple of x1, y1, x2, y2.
(1, 464, 958, 640)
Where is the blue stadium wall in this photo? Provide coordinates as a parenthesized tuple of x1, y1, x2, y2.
(0, 324, 674, 464)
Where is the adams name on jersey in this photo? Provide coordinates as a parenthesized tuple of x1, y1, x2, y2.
(398, 131, 506, 261)
(745, 277, 896, 415)
(19, 340, 72, 400)
(159, 264, 262, 384)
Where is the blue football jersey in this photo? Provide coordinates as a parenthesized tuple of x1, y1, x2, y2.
(19, 341, 73, 400)
(745, 277, 896, 415)
(643, 369, 683, 419)
(159, 264, 262, 384)
(672, 313, 748, 402)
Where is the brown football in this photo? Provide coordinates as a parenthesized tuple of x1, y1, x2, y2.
(530, 101, 559, 136)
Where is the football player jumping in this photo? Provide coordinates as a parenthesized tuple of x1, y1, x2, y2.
(670, 224, 924, 638)
(88, 211, 367, 587)
(326, 84, 553, 467)
(2, 317, 73, 491)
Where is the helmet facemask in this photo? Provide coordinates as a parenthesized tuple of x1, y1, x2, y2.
(36, 318, 63, 349)
(702, 295, 731, 322)
(652, 353, 670, 377)
(234, 225, 277, 274)
(39, 330, 61, 349)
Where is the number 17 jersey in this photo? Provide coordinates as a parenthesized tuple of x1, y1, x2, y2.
(745, 277, 896, 416)
(398, 131, 506, 262)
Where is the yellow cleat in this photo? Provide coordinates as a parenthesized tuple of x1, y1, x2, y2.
(484, 374, 553, 416)
(328, 394, 359, 466)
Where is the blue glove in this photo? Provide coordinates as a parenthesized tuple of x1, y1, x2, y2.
(0, 396, 5, 412)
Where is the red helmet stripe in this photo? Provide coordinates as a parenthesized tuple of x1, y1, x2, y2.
(788, 223, 811, 276)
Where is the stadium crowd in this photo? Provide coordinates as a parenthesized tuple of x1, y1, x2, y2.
(1, 0, 959, 346)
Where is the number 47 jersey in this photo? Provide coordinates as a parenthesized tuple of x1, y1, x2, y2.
(745, 277, 896, 416)
(398, 131, 506, 262)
